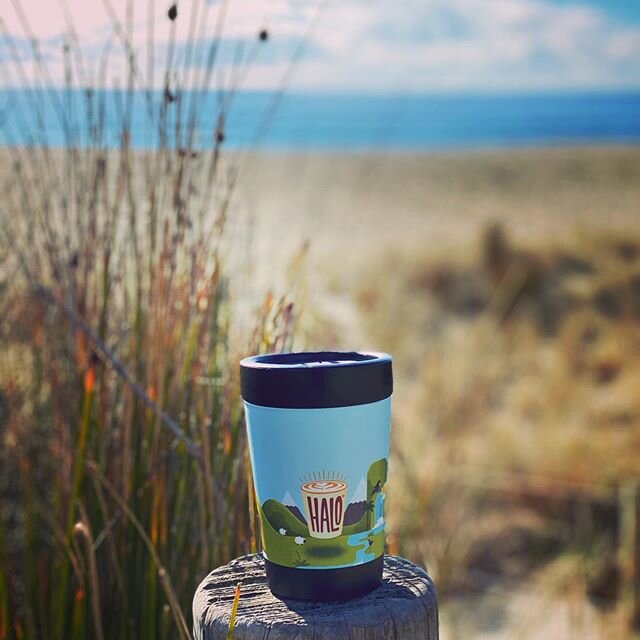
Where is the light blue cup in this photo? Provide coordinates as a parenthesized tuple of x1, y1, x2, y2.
(240, 351, 392, 601)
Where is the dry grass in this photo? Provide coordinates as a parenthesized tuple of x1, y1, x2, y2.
(344, 223, 640, 633)
(0, 4, 296, 638)
(237, 145, 640, 635)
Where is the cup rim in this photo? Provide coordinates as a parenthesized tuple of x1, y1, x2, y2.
(240, 350, 390, 369)
(240, 350, 393, 409)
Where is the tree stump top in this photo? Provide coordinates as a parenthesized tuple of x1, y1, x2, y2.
(193, 554, 438, 640)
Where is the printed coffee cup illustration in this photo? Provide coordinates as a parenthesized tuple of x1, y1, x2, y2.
(240, 351, 392, 602)
(300, 478, 348, 539)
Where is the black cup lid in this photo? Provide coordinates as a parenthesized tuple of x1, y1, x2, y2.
(240, 351, 393, 409)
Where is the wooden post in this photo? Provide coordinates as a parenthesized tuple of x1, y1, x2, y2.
(193, 554, 439, 639)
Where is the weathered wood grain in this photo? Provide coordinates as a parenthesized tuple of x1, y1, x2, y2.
(193, 554, 438, 639)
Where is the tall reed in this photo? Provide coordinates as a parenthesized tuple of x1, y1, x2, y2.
(0, 2, 294, 637)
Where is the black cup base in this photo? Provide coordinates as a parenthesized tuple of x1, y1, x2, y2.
(264, 554, 383, 602)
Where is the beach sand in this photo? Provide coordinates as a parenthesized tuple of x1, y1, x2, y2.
(5, 144, 637, 285)
(232, 145, 640, 287)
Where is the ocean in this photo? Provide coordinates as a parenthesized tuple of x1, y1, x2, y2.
(1, 89, 639, 150)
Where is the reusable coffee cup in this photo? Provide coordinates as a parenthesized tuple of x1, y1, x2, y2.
(240, 351, 392, 601)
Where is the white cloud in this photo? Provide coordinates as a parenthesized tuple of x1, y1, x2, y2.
(1, 0, 639, 90)
(605, 28, 640, 60)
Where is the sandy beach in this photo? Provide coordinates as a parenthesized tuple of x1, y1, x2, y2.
(232, 145, 640, 277)
(5, 144, 638, 275)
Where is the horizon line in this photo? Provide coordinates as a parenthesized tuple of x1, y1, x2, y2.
(2, 85, 640, 96)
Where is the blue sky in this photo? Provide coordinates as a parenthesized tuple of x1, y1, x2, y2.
(552, 0, 640, 23)
(2, 0, 640, 92)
